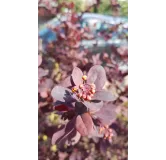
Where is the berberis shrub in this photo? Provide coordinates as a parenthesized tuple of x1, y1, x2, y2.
(38, 0, 128, 160)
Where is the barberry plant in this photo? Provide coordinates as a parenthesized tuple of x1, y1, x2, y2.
(51, 65, 117, 148)
(38, 0, 128, 159)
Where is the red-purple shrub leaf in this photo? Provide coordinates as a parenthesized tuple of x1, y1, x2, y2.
(38, 68, 49, 79)
(62, 110, 76, 120)
(83, 101, 103, 112)
(75, 102, 88, 115)
(69, 149, 82, 160)
(53, 104, 70, 111)
(92, 90, 117, 101)
(72, 67, 83, 86)
(51, 86, 74, 102)
(60, 76, 72, 88)
(58, 129, 80, 148)
(52, 117, 81, 147)
(81, 113, 94, 135)
(94, 102, 117, 125)
(38, 78, 53, 92)
(38, 55, 42, 67)
(59, 119, 80, 146)
(58, 152, 68, 160)
(52, 126, 65, 145)
(75, 115, 88, 136)
(92, 54, 102, 65)
(70, 131, 81, 146)
(99, 140, 110, 156)
(87, 65, 107, 90)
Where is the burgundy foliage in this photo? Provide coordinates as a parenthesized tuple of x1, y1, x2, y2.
(38, 0, 128, 160)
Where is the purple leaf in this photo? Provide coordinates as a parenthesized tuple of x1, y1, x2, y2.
(52, 126, 66, 145)
(75, 115, 88, 136)
(69, 152, 77, 160)
(51, 86, 74, 102)
(38, 68, 49, 79)
(83, 101, 103, 112)
(52, 117, 81, 147)
(38, 55, 42, 67)
(92, 90, 117, 101)
(69, 149, 82, 160)
(76, 111, 98, 137)
(75, 102, 88, 115)
(99, 140, 110, 155)
(38, 78, 53, 92)
(81, 113, 94, 135)
(94, 102, 117, 125)
(72, 67, 83, 86)
(60, 76, 72, 88)
(58, 152, 68, 160)
(87, 65, 107, 90)
(92, 54, 102, 65)
(70, 131, 81, 146)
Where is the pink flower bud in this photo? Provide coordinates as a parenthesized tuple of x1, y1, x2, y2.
(82, 75, 87, 81)
(79, 84, 84, 89)
(91, 89, 95, 94)
(82, 94, 86, 99)
(87, 95, 92, 101)
(78, 93, 82, 98)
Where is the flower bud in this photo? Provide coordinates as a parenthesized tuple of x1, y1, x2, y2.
(99, 127, 104, 134)
(77, 93, 82, 98)
(82, 75, 87, 81)
(82, 94, 86, 99)
(91, 89, 95, 94)
(72, 86, 78, 92)
(79, 84, 84, 89)
(87, 95, 92, 101)
(90, 94, 94, 97)
(104, 125, 109, 129)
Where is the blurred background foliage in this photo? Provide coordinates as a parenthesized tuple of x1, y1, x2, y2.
(59, 0, 128, 16)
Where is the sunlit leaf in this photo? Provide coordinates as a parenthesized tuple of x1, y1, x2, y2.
(92, 90, 117, 101)
(83, 101, 103, 112)
(94, 102, 117, 125)
(81, 113, 94, 135)
(87, 65, 107, 90)
(38, 78, 53, 92)
(52, 117, 81, 147)
(60, 76, 72, 88)
(51, 86, 75, 102)
(75, 115, 88, 136)
(72, 67, 83, 86)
